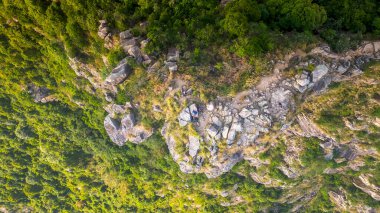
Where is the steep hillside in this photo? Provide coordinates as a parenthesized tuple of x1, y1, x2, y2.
(0, 1, 379, 212)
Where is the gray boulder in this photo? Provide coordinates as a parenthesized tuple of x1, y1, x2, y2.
(167, 48, 179, 62)
(105, 58, 132, 85)
(222, 126, 230, 139)
(207, 124, 220, 138)
(227, 130, 237, 145)
(296, 71, 311, 87)
(188, 136, 200, 157)
(207, 102, 215, 111)
(189, 104, 199, 119)
(121, 113, 136, 131)
(166, 61, 178, 72)
(312, 65, 329, 82)
(239, 108, 252, 118)
(178, 107, 192, 126)
(104, 115, 126, 146)
(98, 20, 115, 49)
(119, 30, 133, 41)
(336, 60, 350, 73)
(127, 46, 143, 63)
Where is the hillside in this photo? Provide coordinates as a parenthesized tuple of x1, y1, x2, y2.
(0, 1, 379, 212)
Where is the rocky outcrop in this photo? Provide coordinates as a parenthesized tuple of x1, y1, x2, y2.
(98, 20, 114, 49)
(119, 30, 142, 63)
(69, 57, 116, 94)
(161, 41, 380, 178)
(353, 174, 380, 201)
(104, 102, 152, 146)
(105, 58, 132, 85)
(165, 48, 179, 72)
(119, 30, 152, 65)
(329, 188, 377, 213)
(329, 189, 351, 211)
(27, 84, 56, 103)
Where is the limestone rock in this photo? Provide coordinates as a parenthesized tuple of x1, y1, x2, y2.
(160, 41, 380, 181)
(105, 58, 132, 85)
(127, 46, 143, 63)
(239, 108, 252, 118)
(166, 61, 178, 72)
(104, 103, 152, 146)
(270, 88, 293, 119)
(328, 189, 350, 211)
(188, 136, 200, 157)
(178, 107, 192, 127)
(296, 71, 311, 87)
(167, 48, 179, 62)
(27, 84, 56, 103)
(165, 48, 179, 71)
(121, 113, 135, 130)
(312, 65, 329, 82)
(297, 114, 330, 140)
(119, 30, 133, 41)
(207, 124, 220, 138)
(178, 104, 199, 126)
(222, 126, 230, 139)
(98, 20, 114, 49)
(207, 102, 215, 111)
(336, 60, 350, 73)
(227, 130, 237, 145)
(204, 152, 243, 178)
(148, 61, 162, 73)
(278, 166, 299, 179)
(353, 174, 380, 201)
(189, 104, 199, 120)
(104, 115, 126, 146)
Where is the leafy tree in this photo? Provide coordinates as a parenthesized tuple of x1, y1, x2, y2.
(221, 12, 249, 36)
(266, 0, 327, 31)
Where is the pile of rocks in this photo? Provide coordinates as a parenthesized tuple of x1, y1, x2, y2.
(98, 20, 114, 49)
(165, 48, 179, 72)
(161, 41, 380, 178)
(119, 30, 152, 65)
(104, 102, 152, 146)
(167, 85, 295, 177)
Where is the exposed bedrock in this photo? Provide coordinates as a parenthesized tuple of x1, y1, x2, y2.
(104, 102, 153, 146)
(161, 41, 380, 178)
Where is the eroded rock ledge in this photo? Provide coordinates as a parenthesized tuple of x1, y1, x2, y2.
(161, 41, 380, 178)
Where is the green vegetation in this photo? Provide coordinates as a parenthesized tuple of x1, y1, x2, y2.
(0, 0, 380, 212)
(297, 63, 380, 211)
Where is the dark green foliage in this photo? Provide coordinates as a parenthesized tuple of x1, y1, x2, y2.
(107, 48, 125, 67)
(317, 0, 378, 32)
(266, 0, 327, 31)
(373, 18, 380, 35)
(301, 137, 324, 166)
